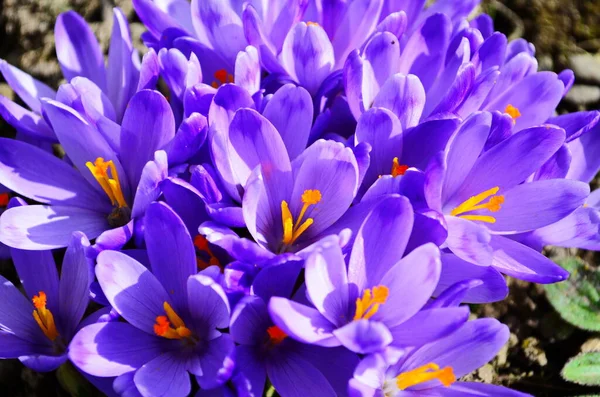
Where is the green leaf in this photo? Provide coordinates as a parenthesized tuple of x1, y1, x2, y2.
(544, 257, 600, 331)
(562, 352, 600, 386)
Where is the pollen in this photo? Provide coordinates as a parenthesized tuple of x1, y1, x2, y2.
(0, 192, 8, 207)
(396, 363, 455, 390)
(32, 291, 59, 341)
(211, 69, 234, 88)
(153, 302, 193, 340)
(281, 189, 322, 246)
(307, 21, 320, 27)
(450, 186, 504, 224)
(391, 157, 409, 177)
(194, 235, 221, 271)
(353, 285, 389, 321)
(267, 325, 288, 345)
(86, 157, 128, 208)
(504, 104, 521, 122)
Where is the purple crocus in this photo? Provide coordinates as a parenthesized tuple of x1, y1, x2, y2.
(230, 256, 359, 397)
(0, 8, 140, 142)
(348, 318, 531, 397)
(0, 218, 90, 371)
(0, 89, 176, 250)
(425, 112, 589, 283)
(69, 202, 234, 396)
(269, 195, 468, 354)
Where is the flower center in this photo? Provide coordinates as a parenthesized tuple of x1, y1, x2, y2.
(194, 235, 221, 271)
(450, 186, 504, 224)
(281, 189, 322, 246)
(266, 325, 287, 345)
(391, 157, 408, 177)
(0, 192, 8, 207)
(86, 157, 128, 208)
(396, 363, 455, 390)
(211, 69, 234, 88)
(353, 285, 389, 321)
(32, 291, 59, 341)
(504, 104, 521, 122)
(153, 302, 193, 340)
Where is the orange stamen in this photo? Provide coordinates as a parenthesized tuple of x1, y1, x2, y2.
(0, 193, 8, 207)
(194, 235, 221, 271)
(211, 69, 234, 88)
(153, 302, 192, 340)
(281, 189, 322, 246)
(504, 104, 521, 123)
(85, 157, 128, 208)
(353, 286, 389, 321)
(391, 157, 409, 177)
(450, 186, 504, 224)
(32, 291, 59, 341)
(396, 363, 456, 390)
(306, 21, 320, 27)
(267, 326, 288, 345)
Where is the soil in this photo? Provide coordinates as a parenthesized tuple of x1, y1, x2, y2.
(1, 1, 600, 396)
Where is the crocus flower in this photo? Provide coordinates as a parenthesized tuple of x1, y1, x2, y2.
(230, 254, 359, 397)
(0, 219, 90, 371)
(348, 318, 531, 397)
(69, 202, 234, 396)
(0, 89, 175, 250)
(269, 195, 468, 354)
(0, 8, 140, 142)
(425, 112, 589, 283)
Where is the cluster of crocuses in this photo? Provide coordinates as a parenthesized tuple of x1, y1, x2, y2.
(0, 0, 598, 396)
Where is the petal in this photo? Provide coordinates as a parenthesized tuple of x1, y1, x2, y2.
(230, 295, 270, 345)
(373, 243, 441, 326)
(268, 297, 339, 347)
(134, 352, 191, 397)
(234, 45, 261, 95)
(130, 151, 169, 219)
(164, 113, 208, 166)
(0, 138, 109, 211)
(344, 50, 366, 120)
(234, 345, 266, 397)
(348, 195, 414, 291)
(252, 256, 304, 301)
(489, 179, 589, 233)
(11, 247, 60, 313)
(194, 334, 235, 389)
(58, 232, 91, 339)
(332, 320, 392, 354)
(305, 240, 351, 327)
(547, 110, 600, 142)
(132, 0, 187, 39)
(161, 177, 209, 236)
(121, 90, 176, 188)
(447, 125, 566, 208)
(187, 274, 230, 333)
(0, 332, 50, 359)
(401, 318, 509, 379)
(55, 11, 106, 90)
(142, 202, 196, 313)
(435, 253, 508, 304)
(107, 8, 139, 121)
(361, 32, 402, 112)
(388, 307, 469, 347)
(19, 353, 67, 372)
(0, 205, 108, 250)
(0, 60, 56, 113)
(0, 96, 54, 141)
(96, 250, 171, 333)
(489, 235, 569, 283)
(445, 216, 493, 266)
(280, 22, 334, 95)
(262, 84, 313, 160)
(138, 49, 161, 91)
(401, 117, 460, 171)
(566, 122, 600, 183)
(532, 206, 600, 250)
(372, 74, 425, 130)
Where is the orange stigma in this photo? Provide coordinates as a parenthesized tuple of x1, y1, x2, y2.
(194, 235, 221, 271)
(353, 286, 389, 321)
(306, 21, 320, 27)
(267, 326, 288, 345)
(0, 192, 8, 207)
(504, 104, 521, 123)
(396, 363, 455, 390)
(32, 291, 59, 341)
(211, 69, 234, 88)
(450, 186, 504, 224)
(86, 157, 128, 208)
(391, 157, 409, 177)
(281, 189, 322, 246)
(153, 302, 192, 340)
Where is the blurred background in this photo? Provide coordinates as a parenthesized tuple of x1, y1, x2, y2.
(1, 0, 600, 395)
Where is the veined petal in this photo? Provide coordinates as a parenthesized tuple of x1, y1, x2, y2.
(0, 60, 56, 113)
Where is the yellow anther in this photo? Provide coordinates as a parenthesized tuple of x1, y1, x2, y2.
(32, 291, 59, 341)
(86, 157, 128, 208)
(504, 104, 521, 123)
(281, 190, 322, 246)
(153, 302, 193, 340)
(396, 363, 456, 390)
(353, 285, 389, 321)
(450, 186, 504, 224)
(391, 157, 409, 177)
(307, 21, 320, 27)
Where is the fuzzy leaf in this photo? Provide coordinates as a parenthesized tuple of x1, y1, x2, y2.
(544, 257, 600, 331)
(562, 352, 600, 386)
